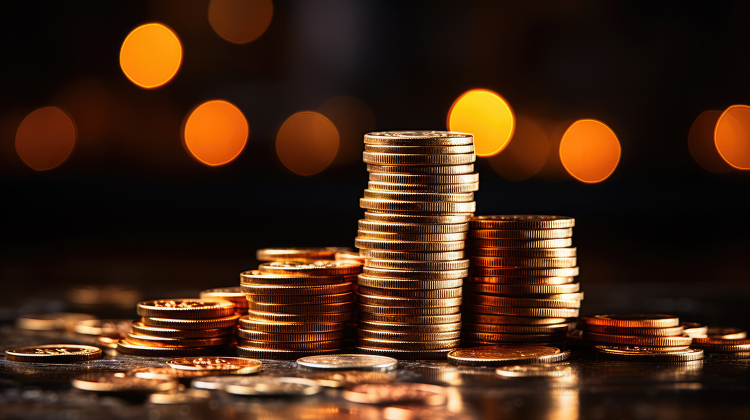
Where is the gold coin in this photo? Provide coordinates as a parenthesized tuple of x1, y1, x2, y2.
(468, 238, 572, 249)
(462, 331, 568, 343)
(357, 286, 461, 299)
(199, 287, 248, 308)
(237, 328, 344, 342)
(355, 346, 451, 360)
(360, 249, 465, 261)
(116, 340, 222, 357)
(367, 164, 475, 175)
(248, 292, 354, 305)
(594, 346, 704, 362)
(239, 316, 344, 333)
(369, 172, 479, 184)
(358, 220, 469, 234)
(358, 313, 461, 324)
(236, 346, 340, 360)
(4, 344, 102, 363)
(241, 282, 352, 296)
(239, 270, 345, 286)
(470, 215, 575, 230)
(365, 259, 469, 271)
(357, 304, 460, 316)
(259, 260, 362, 276)
(466, 304, 579, 318)
(447, 345, 563, 366)
(256, 247, 351, 262)
(356, 238, 465, 252)
(364, 130, 473, 145)
(357, 230, 468, 242)
(584, 332, 693, 347)
(464, 313, 570, 325)
(368, 182, 479, 193)
(363, 189, 474, 203)
(364, 144, 475, 154)
(238, 339, 341, 351)
(681, 322, 708, 338)
(363, 152, 476, 166)
(466, 282, 580, 295)
(247, 310, 351, 323)
(357, 275, 463, 290)
(365, 211, 473, 224)
(357, 337, 460, 350)
(580, 314, 680, 328)
(707, 327, 747, 340)
(690, 337, 750, 352)
(470, 228, 573, 240)
(362, 267, 468, 280)
(470, 257, 577, 268)
(247, 301, 354, 314)
(360, 198, 476, 213)
(467, 276, 575, 285)
(470, 247, 577, 258)
(467, 294, 582, 308)
(358, 321, 462, 333)
(358, 329, 461, 341)
(16, 313, 97, 331)
(166, 357, 263, 374)
(463, 323, 571, 334)
(583, 325, 685, 337)
(470, 267, 579, 277)
(124, 333, 230, 348)
(357, 294, 462, 308)
(137, 299, 235, 319)
(141, 313, 240, 330)
(131, 322, 233, 338)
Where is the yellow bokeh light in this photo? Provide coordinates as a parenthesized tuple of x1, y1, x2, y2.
(276, 111, 339, 176)
(447, 89, 515, 157)
(208, 0, 274, 44)
(183, 100, 249, 166)
(15, 107, 77, 171)
(488, 116, 550, 181)
(688, 110, 731, 174)
(120, 23, 182, 89)
(715, 104, 750, 170)
(559, 119, 621, 184)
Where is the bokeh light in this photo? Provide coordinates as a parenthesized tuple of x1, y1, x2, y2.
(276, 112, 339, 176)
(688, 110, 731, 174)
(208, 0, 273, 44)
(559, 119, 621, 183)
(119, 23, 182, 89)
(318, 96, 375, 165)
(15, 107, 77, 171)
(715, 104, 750, 170)
(488, 116, 550, 181)
(447, 89, 514, 157)
(183, 100, 249, 166)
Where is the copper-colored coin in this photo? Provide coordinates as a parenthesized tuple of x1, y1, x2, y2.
(364, 144, 475, 154)
(131, 322, 233, 338)
(357, 275, 463, 290)
(335, 251, 366, 263)
(463, 323, 571, 334)
(256, 247, 351, 262)
(471, 228, 573, 240)
(368, 181, 479, 194)
(358, 313, 461, 325)
(247, 301, 354, 314)
(239, 316, 344, 333)
(367, 164, 475, 176)
(124, 333, 229, 348)
(358, 220, 469, 235)
(583, 332, 693, 347)
(363, 152, 476, 166)
(364, 130, 474, 144)
(167, 357, 262, 374)
(681, 322, 708, 338)
(259, 260, 362, 276)
(362, 267, 468, 280)
(357, 338, 460, 350)
(466, 304, 579, 318)
(355, 346, 451, 360)
(357, 286, 461, 299)
(137, 299, 235, 319)
(238, 328, 344, 342)
(594, 346, 705, 362)
(466, 282, 580, 295)
(691, 338, 750, 352)
(470, 247, 577, 258)
(358, 321, 462, 333)
(468, 295, 581, 309)
(358, 294, 462, 308)
(468, 238, 572, 249)
(247, 310, 351, 323)
(141, 313, 240, 330)
(236, 346, 340, 360)
(707, 327, 747, 340)
(359, 329, 461, 341)
(199, 287, 248, 308)
(365, 259, 469, 271)
(583, 324, 685, 337)
(363, 190, 474, 203)
(470, 267, 579, 277)
(368, 172, 479, 184)
(462, 331, 567, 343)
(580, 314, 680, 328)
(238, 339, 341, 351)
(4, 344, 102, 363)
(467, 276, 575, 285)
(116, 340, 222, 357)
(364, 211, 472, 224)
(447, 345, 564, 366)
(464, 313, 570, 325)
(240, 270, 344, 286)
(360, 199, 476, 213)
(470, 256, 577, 268)
(248, 292, 354, 305)
(357, 230, 468, 242)
(360, 249, 465, 261)
(241, 282, 352, 296)
(470, 215, 575, 230)
(357, 304, 460, 316)
(355, 238, 465, 252)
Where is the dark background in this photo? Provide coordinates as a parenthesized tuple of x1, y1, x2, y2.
(1, 1, 748, 324)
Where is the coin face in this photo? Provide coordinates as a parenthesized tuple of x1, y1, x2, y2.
(137, 298, 236, 319)
(296, 354, 398, 370)
(447, 346, 561, 366)
(72, 372, 178, 393)
(342, 383, 447, 405)
(496, 364, 573, 378)
(167, 357, 262, 374)
(192, 376, 322, 396)
(5, 344, 102, 363)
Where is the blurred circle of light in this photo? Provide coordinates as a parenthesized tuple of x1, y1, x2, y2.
(447, 89, 515, 157)
(715, 104, 750, 170)
(119, 23, 182, 89)
(559, 119, 621, 183)
(208, 0, 273, 44)
(488, 116, 550, 181)
(15, 107, 77, 171)
(688, 110, 731, 174)
(276, 111, 339, 176)
(183, 100, 249, 166)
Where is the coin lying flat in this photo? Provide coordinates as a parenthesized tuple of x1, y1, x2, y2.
(241, 282, 353, 296)
(360, 249, 465, 261)
(364, 130, 474, 145)
(342, 382, 447, 405)
(131, 322, 233, 338)
(690, 338, 750, 352)
(583, 332, 692, 347)
(166, 357, 262, 374)
(470, 228, 573, 240)
(580, 314, 680, 328)
(72, 372, 178, 393)
(141, 313, 240, 329)
(5, 344, 102, 363)
(367, 164, 475, 175)
(582, 324, 685, 337)
(199, 287, 248, 309)
(496, 364, 573, 378)
(239, 270, 344, 286)
(296, 354, 398, 370)
(681, 322, 708, 338)
(192, 376, 322, 396)
(124, 333, 229, 348)
(116, 340, 222, 357)
(137, 299, 235, 319)
(236, 346, 341, 360)
(707, 327, 747, 340)
(594, 346, 704, 362)
(470, 215, 575, 229)
(447, 346, 567, 366)
(239, 316, 345, 333)
(469, 247, 577, 258)
(259, 260, 362, 276)
(364, 211, 473, 224)
(256, 247, 352, 262)
(364, 144, 475, 154)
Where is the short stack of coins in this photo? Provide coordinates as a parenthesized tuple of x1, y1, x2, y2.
(354, 130, 478, 359)
(463, 215, 580, 348)
(119, 298, 239, 356)
(581, 314, 703, 362)
(237, 260, 361, 359)
(689, 326, 749, 360)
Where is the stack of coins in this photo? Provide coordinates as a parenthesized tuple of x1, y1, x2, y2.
(690, 327, 749, 360)
(354, 131, 478, 359)
(119, 299, 239, 356)
(463, 215, 580, 347)
(200, 287, 248, 315)
(237, 260, 361, 359)
(580, 314, 703, 362)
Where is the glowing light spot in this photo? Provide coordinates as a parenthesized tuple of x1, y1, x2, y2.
(715, 105, 750, 170)
(276, 111, 339, 176)
(183, 100, 248, 166)
(120, 23, 182, 89)
(447, 89, 514, 157)
(488, 116, 550, 181)
(559, 119, 620, 183)
(208, 0, 273, 44)
(688, 110, 731, 174)
(15, 107, 77, 171)
(318, 96, 376, 165)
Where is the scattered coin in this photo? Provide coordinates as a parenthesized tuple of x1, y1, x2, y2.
(447, 346, 569, 366)
(594, 346, 704, 362)
(193, 376, 322, 397)
(5, 344, 102, 363)
(342, 382, 447, 405)
(166, 357, 262, 374)
(296, 354, 398, 370)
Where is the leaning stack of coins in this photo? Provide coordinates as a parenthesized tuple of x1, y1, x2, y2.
(580, 314, 703, 362)
(200, 287, 248, 315)
(237, 260, 361, 359)
(118, 299, 239, 356)
(354, 131, 478, 359)
(690, 327, 749, 360)
(463, 215, 580, 347)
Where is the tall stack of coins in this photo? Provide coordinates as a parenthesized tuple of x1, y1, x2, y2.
(237, 260, 361, 359)
(463, 215, 580, 347)
(119, 299, 239, 356)
(354, 131, 478, 359)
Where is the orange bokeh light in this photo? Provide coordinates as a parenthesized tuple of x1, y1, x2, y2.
(120, 23, 182, 89)
(208, 0, 274, 44)
(715, 104, 750, 170)
(15, 107, 77, 171)
(688, 110, 731, 174)
(447, 89, 515, 157)
(276, 111, 339, 176)
(559, 119, 621, 183)
(488, 116, 550, 181)
(183, 100, 249, 166)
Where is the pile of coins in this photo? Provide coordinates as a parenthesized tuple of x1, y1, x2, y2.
(689, 326, 749, 359)
(118, 298, 239, 356)
(237, 260, 361, 359)
(581, 314, 703, 362)
(463, 215, 580, 347)
(354, 130, 478, 359)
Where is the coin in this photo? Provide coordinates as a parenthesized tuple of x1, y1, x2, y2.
(357, 275, 463, 290)
(167, 357, 262, 374)
(246, 310, 351, 323)
(364, 144, 475, 154)
(358, 321, 462, 333)
(357, 231, 469, 242)
(116, 340, 222, 356)
(360, 198, 476, 213)
(4, 344, 102, 363)
(238, 339, 342, 351)
(470, 256, 577, 268)
(582, 332, 693, 347)
(137, 299, 235, 319)
(582, 324, 685, 337)
(259, 260, 362, 276)
(248, 291, 354, 305)
(470, 267, 579, 277)
(359, 329, 461, 341)
(707, 327, 747, 340)
(462, 331, 568, 343)
(124, 333, 229, 348)
(467, 276, 575, 285)
(681, 322, 708, 338)
(363, 190, 474, 203)
(368, 182, 479, 194)
(447, 346, 567, 366)
(362, 267, 468, 280)
(690, 338, 750, 352)
(358, 313, 461, 324)
(470, 215, 575, 229)
(237, 329, 344, 342)
(465, 304, 579, 318)
(355, 346, 452, 360)
(360, 249, 465, 261)
(363, 152, 476, 166)
(358, 220, 469, 234)
(467, 295, 581, 309)
(335, 251, 366, 263)
(369, 172, 479, 184)
(193, 376, 323, 396)
(256, 247, 352, 262)
(241, 282, 352, 296)
(470, 247, 577, 258)
(364, 130, 474, 145)
(463, 323, 571, 334)
(466, 282, 580, 294)
(364, 211, 472, 224)
(16, 313, 97, 331)
(367, 164, 475, 175)
(356, 238, 466, 252)
(464, 313, 571, 325)
(72, 372, 177, 393)
(470, 228, 573, 240)
(594, 346, 704, 362)
(296, 354, 398, 370)
(199, 287, 248, 308)
(357, 286, 461, 299)
(468, 238, 573, 249)
(580, 314, 680, 328)
(496, 364, 573, 378)
(357, 338, 460, 350)
(247, 300, 354, 314)
(239, 270, 344, 286)
(358, 294, 461, 308)
(357, 304, 460, 316)
(342, 382, 447, 405)
(236, 346, 341, 360)
(365, 259, 469, 271)
(239, 316, 344, 333)
(141, 313, 239, 330)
